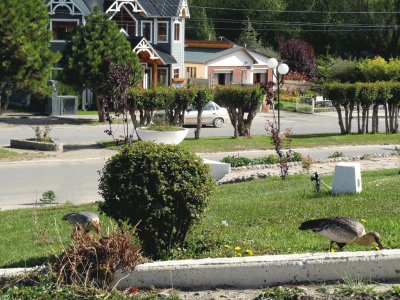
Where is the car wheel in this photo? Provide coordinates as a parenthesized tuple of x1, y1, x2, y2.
(213, 118, 224, 128)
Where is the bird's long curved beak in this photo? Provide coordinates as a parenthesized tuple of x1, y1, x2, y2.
(376, 239, 384, 250)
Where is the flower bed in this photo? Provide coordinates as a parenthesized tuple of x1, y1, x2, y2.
(10, 139, 63, 152)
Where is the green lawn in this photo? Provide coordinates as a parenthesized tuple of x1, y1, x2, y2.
(1, 169, 399, 268)
(101, 133, 400, 153)
(77, 110, 99, 115)
(0, 148, 20, 159)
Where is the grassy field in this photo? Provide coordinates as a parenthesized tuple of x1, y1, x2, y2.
(0, 148, 20, 159)
(1, 169, 399, 268)
(101, 133, 400, 153)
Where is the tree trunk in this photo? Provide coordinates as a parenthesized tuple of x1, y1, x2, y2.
(371, 104, 378, 134)
(384, 102, 389, 133)
(388, 103, 395, 133)
(94, 91, 106, 122)
(334, 104, 346, 134)
(227, 108, 239, 138)
(366, 108, 370, 133)
(361, 106, 367, 134)
(0, 90, 10, 114)
(395, 105, 399, 133)
(194, 110, 203, 139)
(241, 109, 257, 137)
(346, 104, 354, 134)
(357, 104, 361, 133)
(128, 107, 138, 129)
(237, 108, 246, 136)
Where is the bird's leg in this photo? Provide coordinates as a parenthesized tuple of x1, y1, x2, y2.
(329, 241, 334, 252)
(336, 242, 347, 251)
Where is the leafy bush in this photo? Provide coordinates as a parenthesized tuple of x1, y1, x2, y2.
(221, 156, 253, 167)
(30, 124, 53, 142)
(222, 155, 279, 167)
(328, 151, 345, 158)
(278, 38, 316, 78)
(98, 142, 215, 259)
(287, 151, 303, 162)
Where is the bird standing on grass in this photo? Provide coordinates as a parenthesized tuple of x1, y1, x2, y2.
(299, 217, 384, 252)
(62, 211, 101, 234)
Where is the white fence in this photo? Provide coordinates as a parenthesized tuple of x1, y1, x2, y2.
(296, 96, 333, 114)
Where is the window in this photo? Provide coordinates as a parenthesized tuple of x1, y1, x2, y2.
(174, 23, 180, 41)
(186, 67, 197, 78)
(142, 21, 152, 42)
(157, 68, 168, 86)
(157, 22, 168, 43)
(52, 20, 78, 41)
(174, 68, 180, 78)
(112, 6, 137, 36)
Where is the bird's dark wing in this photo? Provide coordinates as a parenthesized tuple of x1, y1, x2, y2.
(62, 212, 75, 220)
(299, 218, 331, 232)
(330, 217, 364, 236)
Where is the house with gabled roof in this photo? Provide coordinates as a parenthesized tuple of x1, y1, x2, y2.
(185, 40, 275, 86)
(47, 0, 189, 89)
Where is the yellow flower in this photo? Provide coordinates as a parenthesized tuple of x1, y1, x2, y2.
(236, 253, 243, 257)
(328, 249, 336, 253)
(245, 249, 254, 255)
(234, 246, 242, 251)
(224, 245, 231, 249)
(361, 219, 367, 223)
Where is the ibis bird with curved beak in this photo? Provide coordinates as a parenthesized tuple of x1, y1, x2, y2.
(299, 217, 384, 252)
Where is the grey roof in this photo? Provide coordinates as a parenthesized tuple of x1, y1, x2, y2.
(185, 47, 258, 64)
(82, 0, 104, 11)
(185, 48, 226, 63)
(82, 0, 183, 17)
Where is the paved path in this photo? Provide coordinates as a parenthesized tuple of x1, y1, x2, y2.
(0, 110, 391, 146)
(0, 145, 398, 211)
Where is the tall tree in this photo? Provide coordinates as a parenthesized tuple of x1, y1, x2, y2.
(62, 8, 142, 122)
(186, 6, 217, 40)
(0, 0, 58, 113)
(237, 18, 263, 50)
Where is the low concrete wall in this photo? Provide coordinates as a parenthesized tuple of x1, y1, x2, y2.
(10, 139, 63, 152)
(113, 250, 400, 289)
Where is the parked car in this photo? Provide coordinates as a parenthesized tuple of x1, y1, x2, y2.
(153, 101, 229, 128)
(185, 101, 228, 128)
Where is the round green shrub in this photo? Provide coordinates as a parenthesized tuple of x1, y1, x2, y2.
(98, 142, 215, 259)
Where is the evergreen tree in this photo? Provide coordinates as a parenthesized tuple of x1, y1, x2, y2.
(186, 6, 217, 40)
(0, 0, 58, 113)
(62, 8, 142, 122)
(237, 18, 263, 51)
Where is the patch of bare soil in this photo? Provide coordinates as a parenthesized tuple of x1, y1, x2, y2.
(152, 283, 400, 300)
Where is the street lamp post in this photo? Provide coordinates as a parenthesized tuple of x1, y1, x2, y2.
(266, 58, 289, 132)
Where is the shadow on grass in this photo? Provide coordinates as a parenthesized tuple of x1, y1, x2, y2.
(1, 255, 53, 269)
(0, 113, 96, 126)
(291, 133, 346, 139)
(63, 143, 104, 152)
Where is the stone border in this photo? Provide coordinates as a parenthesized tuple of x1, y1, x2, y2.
(10, 139, 63, 152)
(220, 152, 398, 184)
(2, 251, 400, 290)
(112, 250, 400, 289)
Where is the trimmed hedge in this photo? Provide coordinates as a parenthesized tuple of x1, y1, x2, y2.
(324, 82, 399, 134)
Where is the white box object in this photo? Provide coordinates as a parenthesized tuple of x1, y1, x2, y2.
(332, 162, 362, 195)
(203, 159, 231, 181)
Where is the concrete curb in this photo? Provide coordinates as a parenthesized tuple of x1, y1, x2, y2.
(113, 250, 400, 289)
(0, 266, 45, 280)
